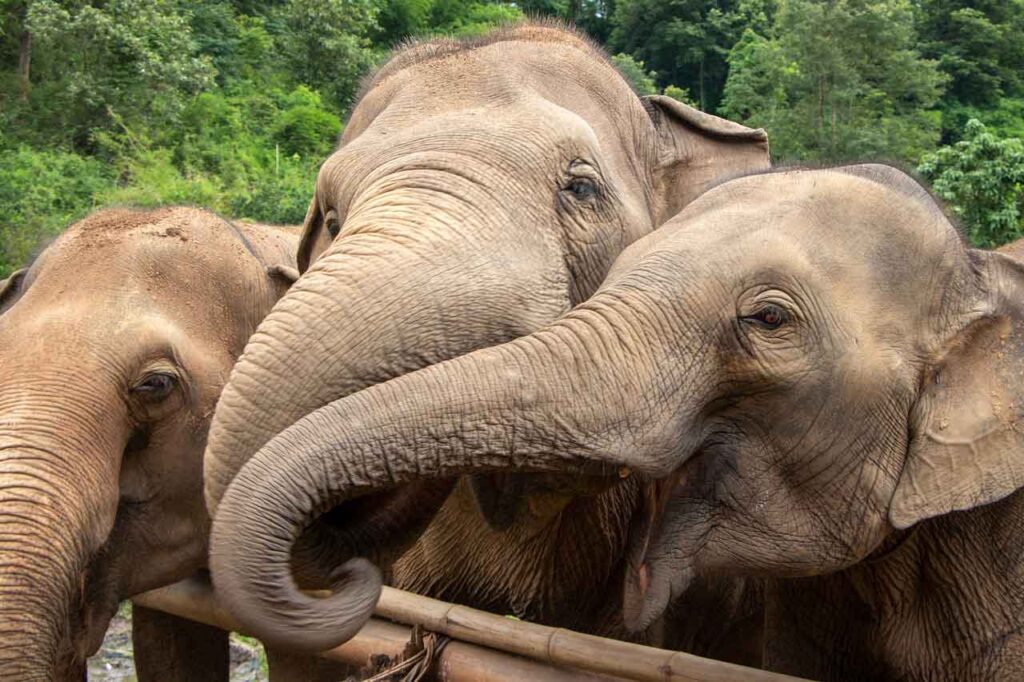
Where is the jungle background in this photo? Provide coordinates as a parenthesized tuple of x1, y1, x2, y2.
(1, 0, 1023, 278)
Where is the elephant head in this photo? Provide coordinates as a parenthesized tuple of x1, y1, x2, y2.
(0, 208, 296, 679)
(210, 164, 1024, 656)
(202, 24, 768, 631)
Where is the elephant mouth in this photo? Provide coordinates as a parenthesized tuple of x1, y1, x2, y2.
(622, 452, 705, 633)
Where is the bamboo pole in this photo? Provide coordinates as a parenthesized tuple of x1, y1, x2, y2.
(373, 586, 810, 682)
(135, 578, 813, 682)
(134, 578, 618, 682)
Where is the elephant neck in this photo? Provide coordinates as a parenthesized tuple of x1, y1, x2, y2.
(764, 489, 1024, 681)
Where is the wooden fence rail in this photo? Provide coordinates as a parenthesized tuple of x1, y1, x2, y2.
(134, 577, 811, 682)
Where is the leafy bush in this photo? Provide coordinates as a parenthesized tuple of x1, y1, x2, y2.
(918, 119, 1024, 247)
(273, 87, 343, 157)
(228, 155, 321, 224)
(611, 53, 658, 96)
(0, 146, 114, 277)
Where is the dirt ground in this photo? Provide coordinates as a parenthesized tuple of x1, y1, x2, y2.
(87, 605, 267, 681)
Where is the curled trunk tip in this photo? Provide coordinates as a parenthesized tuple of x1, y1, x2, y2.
(209, 461, 383, 652)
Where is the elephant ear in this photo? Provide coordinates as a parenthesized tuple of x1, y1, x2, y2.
(297, 197, 341, 273)
(0, 268, 27, 314)
(891, 250, 1024, 529)
(643, 95, 770, 224)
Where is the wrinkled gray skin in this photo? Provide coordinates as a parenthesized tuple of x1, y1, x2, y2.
(0, 208, 296, 680)
(212, 165, 1024, 680)
(203, 23, 768, 648)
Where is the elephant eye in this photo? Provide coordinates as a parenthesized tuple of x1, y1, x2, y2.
(742, 304, 788, 330)
(565, 177, 599, 200)
(132, 372, 177, 401)
(324, 210, 341, 239)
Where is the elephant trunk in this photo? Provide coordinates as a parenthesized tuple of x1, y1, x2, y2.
(0, 394, 122, 679)
(204, 204, 570, 516)
(210, 299, 688, 652)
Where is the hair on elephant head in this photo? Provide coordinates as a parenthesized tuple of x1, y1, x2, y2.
(203, 22, 769, 647)
(0, 207, 298, 680)
(212, 165, 1024, 680)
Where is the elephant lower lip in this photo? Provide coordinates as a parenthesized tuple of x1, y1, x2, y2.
(635, 467, 687, 571)
(622, 455, 699, 631)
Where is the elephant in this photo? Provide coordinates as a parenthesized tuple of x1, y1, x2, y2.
(210, 164, 1024, 680)
(0, 207, 297, 680)
(202, 22, 769, 652)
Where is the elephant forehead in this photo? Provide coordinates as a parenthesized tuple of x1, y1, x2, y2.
(653, 170, 961, 279)
(327, 101, 605, 185)
(28, 208, 260, 300)
(350, 32, 634, 134)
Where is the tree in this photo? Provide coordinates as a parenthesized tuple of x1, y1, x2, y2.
(609, 0, 773, 111)
(720, 0, 947, 162)
(20, 0, 215, 148)
(575, 0, 615, 43)
(915, 0, 1024, 108)
(278, 0, 381, 110)
(918, 119, 1024, 247)
(610, 53, 657, 95)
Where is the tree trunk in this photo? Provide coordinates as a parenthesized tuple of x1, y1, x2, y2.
(567, 0, 581, 22)
(18, 30, 31, 101)
(699, 58, 706, 111)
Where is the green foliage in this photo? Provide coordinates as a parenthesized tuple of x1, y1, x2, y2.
(662, 85, 696, 106)
(1, 0, 1023, 272)
(94, 85, 331, 224)
(918, 119, 1024, 247)
(940, 97, 1024, 144)
(611, 53, 693, 102)
(0, 146, 114, 277)
(17, 0, 215, 148)
(374, 0, 522, 44)
(278, 0, 382, 109)
(434, 1, 523, 36)
(610, 0, 774, 111)
(611, 53, 658, 96)
(916, 1, 1024, 108)
(720, 0, 947, 162)
(272, 87, 343, 156)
